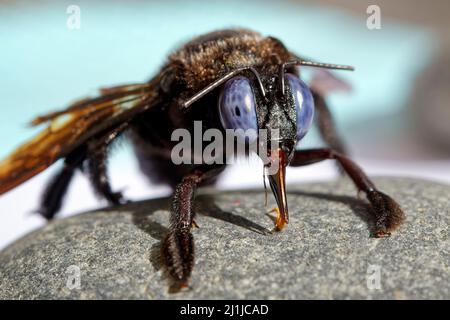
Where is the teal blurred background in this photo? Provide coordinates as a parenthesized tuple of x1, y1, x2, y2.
(0, 0, 434, 156)
(0, 0, 449, 249)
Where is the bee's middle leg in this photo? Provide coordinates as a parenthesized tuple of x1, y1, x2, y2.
(37, 147, 86, 220)
(86, 123, 129, 205)
(312, 91, 347, 155)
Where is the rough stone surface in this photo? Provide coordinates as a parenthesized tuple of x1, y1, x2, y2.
(0, 177, 449, 299)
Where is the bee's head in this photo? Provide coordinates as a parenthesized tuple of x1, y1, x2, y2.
(183, 59, 352, 231)
(218, 68, 315, 151)
(217, 66, 315, 230)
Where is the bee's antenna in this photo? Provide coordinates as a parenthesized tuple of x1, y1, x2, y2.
(296, 60, 355, 71)
(182, 66, 267, 109)
(279, 59, 354, 95)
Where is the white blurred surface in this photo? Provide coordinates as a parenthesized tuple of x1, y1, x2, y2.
(1, 155, 449, 250)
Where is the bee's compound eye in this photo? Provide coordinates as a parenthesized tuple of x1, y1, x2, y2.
(286, 73, 315, 141)
(219, 76, 258, 143)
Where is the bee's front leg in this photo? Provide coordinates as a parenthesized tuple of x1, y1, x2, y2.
(290, 148, 405, 237)
(161, 165, 225, 289)
(160, 166, 210, 289)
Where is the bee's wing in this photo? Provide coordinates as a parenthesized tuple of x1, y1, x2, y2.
(0, 81, 162, 195)
(308, 67, 352, 95)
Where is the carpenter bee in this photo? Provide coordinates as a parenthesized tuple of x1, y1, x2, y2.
(0, 29, 405, 289)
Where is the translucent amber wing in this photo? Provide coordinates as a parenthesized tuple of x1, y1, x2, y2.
(0, 83, 158, 195)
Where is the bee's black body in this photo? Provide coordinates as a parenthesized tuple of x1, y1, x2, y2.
(131, 29, 296, 186)
(0, 28, 405, 290)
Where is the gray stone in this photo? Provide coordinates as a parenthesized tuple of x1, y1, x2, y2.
(0, 177, 449, 299)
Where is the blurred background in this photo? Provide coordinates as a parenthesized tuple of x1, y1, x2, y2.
(0, 0, 449, 249)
